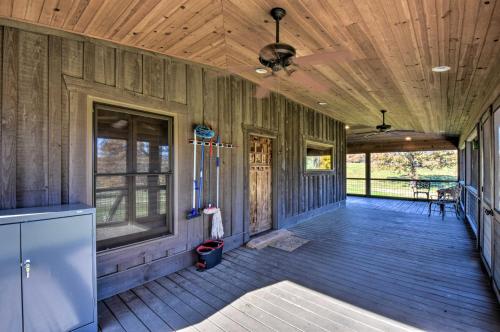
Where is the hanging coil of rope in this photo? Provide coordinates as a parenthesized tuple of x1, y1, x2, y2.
(195, 125, 215, 140)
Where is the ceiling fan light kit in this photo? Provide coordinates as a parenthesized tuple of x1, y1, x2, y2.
(375, 110, 391, 132)
(432, 65, 450, 72)
(239, 7, 355, 99)
(258, 8, 296, 73)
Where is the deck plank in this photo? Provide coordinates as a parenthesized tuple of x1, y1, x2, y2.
(131, 285, 193, 331)
(118, 290, 172, 331)
(98, 302, 125, 332)
(99, 198, 500, 331)
(178, 269, 303, 331)
(143, 280, 222, 332)
(157, 276, 247, 331)
(103, 296, 149, 332)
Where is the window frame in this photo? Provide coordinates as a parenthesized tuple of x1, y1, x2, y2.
(465, 129, 480, 192)
(303, 138, 336, 174)
(494, 106, 500, 212)
(93, 103, 174, 251)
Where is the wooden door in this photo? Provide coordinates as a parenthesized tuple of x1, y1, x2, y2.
(249, 136, 273, 235)
(480, 114, 494, 270)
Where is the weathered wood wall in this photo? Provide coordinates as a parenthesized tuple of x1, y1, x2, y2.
(0, 24, 346, 299)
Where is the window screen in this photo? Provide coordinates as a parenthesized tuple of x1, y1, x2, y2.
(94, 104, 173, 251)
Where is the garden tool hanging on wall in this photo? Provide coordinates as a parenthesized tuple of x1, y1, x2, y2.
(186, 125, 215, 219)
(187, 128, 200, 219)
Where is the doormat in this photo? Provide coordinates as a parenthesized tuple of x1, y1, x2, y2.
(269, 235, 309, 252)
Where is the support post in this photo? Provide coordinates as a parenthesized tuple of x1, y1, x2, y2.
(365, 153, 371, 196)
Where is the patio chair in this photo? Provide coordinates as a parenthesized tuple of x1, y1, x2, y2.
(411, 180, 431, 200)
(428, 185, 461, 219)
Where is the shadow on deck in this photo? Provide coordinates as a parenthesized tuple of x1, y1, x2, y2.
(99, 199, 500, 332)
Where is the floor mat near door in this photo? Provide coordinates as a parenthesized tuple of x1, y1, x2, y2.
(269, 234, 309, 252)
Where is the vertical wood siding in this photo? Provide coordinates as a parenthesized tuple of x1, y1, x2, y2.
(0, 25, 346, 298)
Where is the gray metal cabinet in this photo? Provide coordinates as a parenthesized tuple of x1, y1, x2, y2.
(0, 205, 96, 332)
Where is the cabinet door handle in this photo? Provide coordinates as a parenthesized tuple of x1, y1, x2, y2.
(484, 208, 494, 216)
(24, 259, 31, 279)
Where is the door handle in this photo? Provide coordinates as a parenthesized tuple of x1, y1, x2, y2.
(24, 259, 31, 279)
(484, 208, 494, 216)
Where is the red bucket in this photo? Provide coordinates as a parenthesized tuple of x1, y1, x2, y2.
(195, 239, 223, 270)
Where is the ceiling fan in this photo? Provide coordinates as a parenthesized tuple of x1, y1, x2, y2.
(352, 110, 415, 138)
(230, 7, 354, 98)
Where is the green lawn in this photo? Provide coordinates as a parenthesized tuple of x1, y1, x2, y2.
(347, 162, 458, 181)
(347, 162, 458, 197)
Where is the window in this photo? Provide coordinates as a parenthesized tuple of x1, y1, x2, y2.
(459, 148, 465, 182)
(305, 140, 334, 172)
(94, 104, 173, 251)
(346, 153, 366, 195)
(466, 137, 479, 190)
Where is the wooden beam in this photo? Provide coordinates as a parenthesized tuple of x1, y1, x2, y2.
(0, 26, 18, 209)
(63, 75, 188, 115)
(48, 35, 62, 205)
(347, 139, 458, 154)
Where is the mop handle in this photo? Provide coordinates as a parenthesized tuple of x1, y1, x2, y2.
(207, 138, 213, 207)
(198, 141, 205, 210)
(192, 129, 197, 210)
(216, 136, 220, 208)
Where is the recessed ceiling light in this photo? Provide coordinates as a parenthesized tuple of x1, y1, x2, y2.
(318, 102, 327, 106)
(432, 65, 450, 72)
(345, 125, 350, 129)
(255, 68, 268, 74)
(405, 136, 412, 141)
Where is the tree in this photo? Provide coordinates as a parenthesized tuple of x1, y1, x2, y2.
(372, 150, 457, 179)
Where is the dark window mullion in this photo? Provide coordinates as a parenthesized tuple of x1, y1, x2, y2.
(128, 115, 137, 225)
(168, 119, 174, 227)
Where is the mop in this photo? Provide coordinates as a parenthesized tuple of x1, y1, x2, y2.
(204, 135, 224, 239)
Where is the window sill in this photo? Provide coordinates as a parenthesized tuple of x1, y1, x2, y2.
(304, 170, 336, 176)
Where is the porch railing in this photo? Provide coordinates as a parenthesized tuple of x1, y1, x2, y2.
(347, 177, 458, 199)
(464, 186, 479, 234)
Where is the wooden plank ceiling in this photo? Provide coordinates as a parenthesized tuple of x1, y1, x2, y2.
(1, 0, 499, 144)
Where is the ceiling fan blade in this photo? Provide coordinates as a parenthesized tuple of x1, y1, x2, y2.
(362, 132, 380, 138)
(255, 85, 271, 99)
(254, 75, 278, 98)
(293, 49, 353, 66)
(290, 70, 329, 93)
(350, 130, 377, 135)
(227, 64, 259, 74)
(383, 129, 416, 136)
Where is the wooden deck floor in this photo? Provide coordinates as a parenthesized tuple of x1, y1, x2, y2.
(347, 195, 444, 216)
(99, 200, 500, 332)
